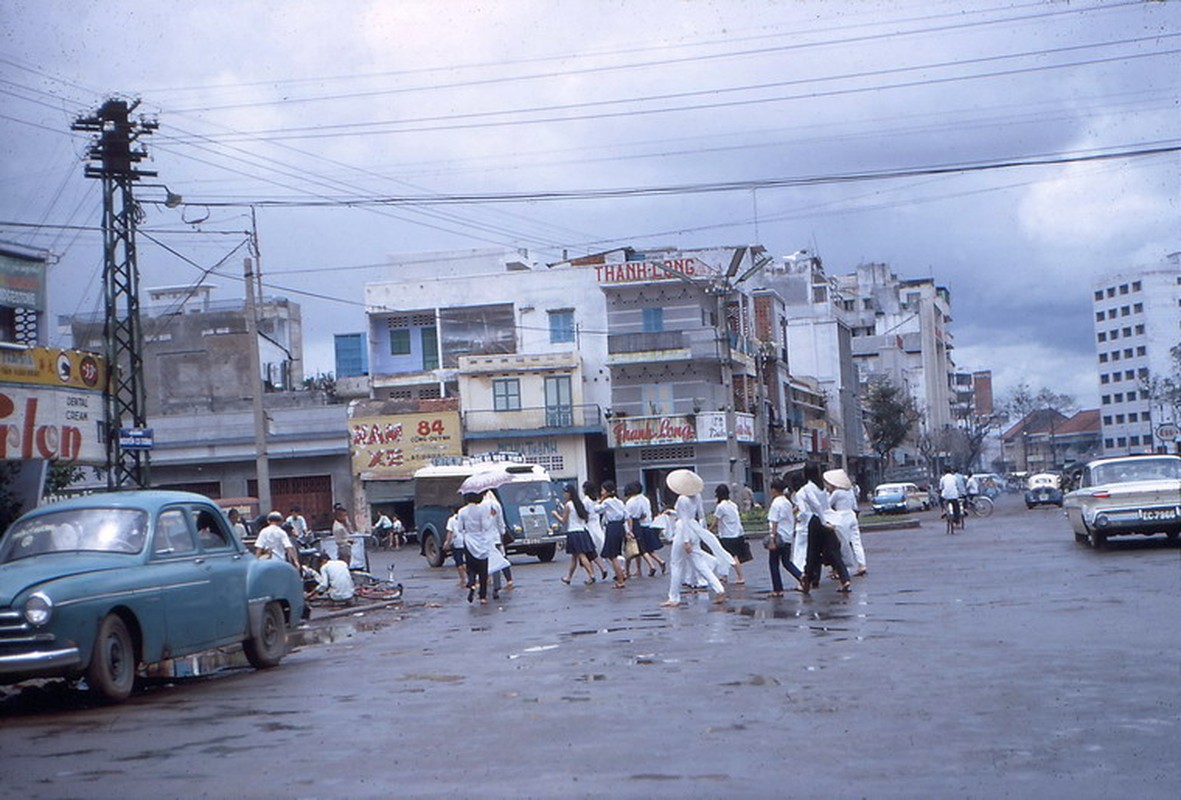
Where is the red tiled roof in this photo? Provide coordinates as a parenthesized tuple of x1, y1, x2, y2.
(1001, 408, 1069, 441)
(1056, 408, 1101, 435)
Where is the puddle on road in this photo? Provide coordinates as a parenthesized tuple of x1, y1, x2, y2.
(400, 673, 464, 683)
(630, 773, 729, 783)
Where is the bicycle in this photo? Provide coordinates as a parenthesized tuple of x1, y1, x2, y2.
(944, 498, 964, 535)
(964, 494, 995, 518)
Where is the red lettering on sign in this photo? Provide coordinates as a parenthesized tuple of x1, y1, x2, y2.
(367, 448, 405, 468)
(0, 391, 84, 463)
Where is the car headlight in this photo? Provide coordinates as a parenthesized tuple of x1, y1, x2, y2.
(23, 592, 53, 626)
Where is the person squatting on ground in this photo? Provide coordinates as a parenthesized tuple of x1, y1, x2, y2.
(711, 484, 750, 585)
(823, 468, 867, 577)
(625, 481, 666, 578)
(766, 477, 805, 596)
(307, 551, 355, 605)
(799, 462, 851, 593)
(555, 484, 598, 585)
(661, 469, 726, 607)
(595, 480, 629, 587)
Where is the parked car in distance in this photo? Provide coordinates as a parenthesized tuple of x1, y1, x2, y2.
(872, 482, 929, 514)
(970, 473, 1005, 498)
(1063, 454, 1181, 549)
(0, 491, 304, 703)
(1025, 473, 1063, 508)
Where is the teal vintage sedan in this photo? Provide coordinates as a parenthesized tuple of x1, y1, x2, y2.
(0, 491, 304, 702)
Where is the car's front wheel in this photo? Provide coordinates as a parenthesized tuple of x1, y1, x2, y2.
(422, 530, 444, 567)
(1088, 527, 1107, 550)
(87, 614, 136, 703)
(244, 601, 287, 669)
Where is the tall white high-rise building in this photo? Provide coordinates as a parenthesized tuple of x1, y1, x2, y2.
(1092, 253, 1181, 455)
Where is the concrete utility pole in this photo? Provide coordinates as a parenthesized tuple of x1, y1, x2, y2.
(72, 99, 157, 489)
(243, 256, 272, 513)
(714, 286, 742, 490)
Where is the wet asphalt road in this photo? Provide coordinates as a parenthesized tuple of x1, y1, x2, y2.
(1, 494, 1179, 799)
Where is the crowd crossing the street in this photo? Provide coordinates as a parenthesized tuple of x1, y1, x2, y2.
(441, 462, 869, 607)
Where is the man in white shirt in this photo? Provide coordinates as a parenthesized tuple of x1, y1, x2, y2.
(373, 512, 394, 548)
(285, 506, 309, 547)
(308, 552, 355, 604)
(332, 505, 353, 566)
(940, 468, 963, 526)
(765, 477, 804, 596)
(255, 511, 298, 568)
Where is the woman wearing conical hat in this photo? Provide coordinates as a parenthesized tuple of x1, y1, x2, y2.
(823, 468, 867, 577)
(660, 469, 727, 607)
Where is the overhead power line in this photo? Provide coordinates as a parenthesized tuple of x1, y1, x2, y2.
(163, 1, 1142, 113)
(180, 142, 1181, 208)
(164, 38, 1180, 144)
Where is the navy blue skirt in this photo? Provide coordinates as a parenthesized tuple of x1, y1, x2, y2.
(636, 525, 664, 553)
(565, 529, 596, 555)
(601, 519, 626, 558)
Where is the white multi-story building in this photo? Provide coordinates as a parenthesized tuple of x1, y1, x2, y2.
(834, 263, 956, 442)
(760, 255, 864, 473)
(363, 248, 612, 490)
(1092, 255, 1181, 455)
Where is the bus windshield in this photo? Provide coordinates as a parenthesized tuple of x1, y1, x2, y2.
(498, 481, 555, 506)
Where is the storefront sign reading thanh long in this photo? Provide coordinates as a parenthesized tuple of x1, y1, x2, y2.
(349, 410, 462, 479)
(610, 412, 759, 448)
(610, 415, 697, 447)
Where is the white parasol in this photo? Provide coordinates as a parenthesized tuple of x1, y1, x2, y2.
(458, 466, 514, 494)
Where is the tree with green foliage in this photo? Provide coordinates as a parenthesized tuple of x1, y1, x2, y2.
(1000, 382, 1076, 423)
(1140, 343, 1181, 432)
(0, 463, 24, 532)
(862, 377, 922, 466)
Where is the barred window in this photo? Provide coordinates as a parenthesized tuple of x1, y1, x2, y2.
(639, 445, 696, 461)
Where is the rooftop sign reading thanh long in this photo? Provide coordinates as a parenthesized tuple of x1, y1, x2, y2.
(594, 257, 715, 285)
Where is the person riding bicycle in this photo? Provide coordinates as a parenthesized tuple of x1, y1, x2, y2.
(940, 467, 964, 528)
(965, 474, 980, 505)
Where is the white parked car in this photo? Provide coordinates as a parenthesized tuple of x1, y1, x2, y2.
(871, 482, 929, 514)
(1063, 455, 1181, 549)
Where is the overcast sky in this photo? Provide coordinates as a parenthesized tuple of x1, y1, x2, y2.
(2, 0, 1178, 410)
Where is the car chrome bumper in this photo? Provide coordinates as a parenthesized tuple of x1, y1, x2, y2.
(0, 647, 83, 676)
(1090, 505, 1181, 531)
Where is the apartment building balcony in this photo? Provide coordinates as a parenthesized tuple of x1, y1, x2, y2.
(371, 368, 457, 390)
(459, 351, 579, 374)
(464, 404, 604, 439)
(607, 329, 756, 367)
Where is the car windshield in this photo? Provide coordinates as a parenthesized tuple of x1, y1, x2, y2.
(1092, 458, 1181, 485)
(498, 481, 554, 506)
(0, 508, 149, 563)
(874, 487, 904, 497)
